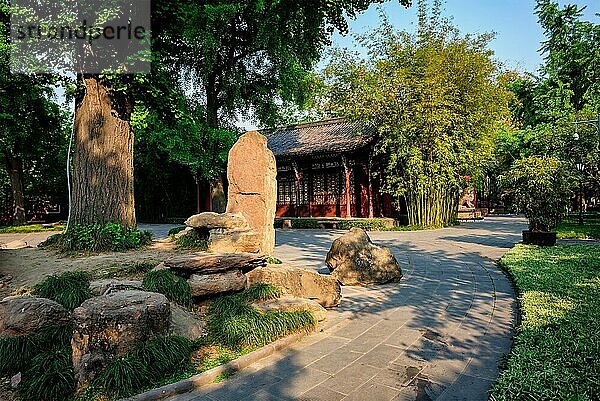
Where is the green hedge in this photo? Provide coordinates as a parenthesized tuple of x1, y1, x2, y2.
(274, 218, 396, 230)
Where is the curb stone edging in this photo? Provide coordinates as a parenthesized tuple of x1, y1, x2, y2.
(122, 330, 311, 401)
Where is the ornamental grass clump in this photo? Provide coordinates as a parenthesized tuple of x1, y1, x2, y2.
(142, 269, 192, 306)
(84, 336, 194, 400)
(33, 271, 92, 310)
(17, 346, 75, 401)
(0, 326, 72, 377)
(0, 326, 73, 401)
(207, 284, 316, 348)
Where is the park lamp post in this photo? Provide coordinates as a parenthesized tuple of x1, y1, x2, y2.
(575, 160, 585, 225)
(572, 114, 600, 143)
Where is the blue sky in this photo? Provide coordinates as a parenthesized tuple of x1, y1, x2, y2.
(330, 0, 598, 74)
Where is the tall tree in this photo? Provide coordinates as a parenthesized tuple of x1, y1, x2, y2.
(159, 0, 411, 129)
(536, 0, 600, 113)
(321, 1, 510, 226)
(490, 1, 600, 209)
(0, 2, 66, 225)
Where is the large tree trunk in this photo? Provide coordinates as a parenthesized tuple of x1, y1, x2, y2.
(69, 75, 136, 229)
(4, 150, 26, 225)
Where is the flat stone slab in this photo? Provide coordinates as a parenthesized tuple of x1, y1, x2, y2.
(185, 212, 249, 230)
(166, 253, 267, 275)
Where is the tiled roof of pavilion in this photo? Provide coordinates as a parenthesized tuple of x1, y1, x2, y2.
(263, 118, 376, 157)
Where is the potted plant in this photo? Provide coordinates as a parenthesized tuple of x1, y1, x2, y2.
(504, 156, 572, 246)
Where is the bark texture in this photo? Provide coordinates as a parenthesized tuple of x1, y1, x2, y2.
(4, 150, 26, 225)
(70, 76, 136, 228)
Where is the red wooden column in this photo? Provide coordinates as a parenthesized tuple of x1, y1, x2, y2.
(367, 157, 374, 218)
(292, 160, 302, 216)
(342, 155, 352, 217)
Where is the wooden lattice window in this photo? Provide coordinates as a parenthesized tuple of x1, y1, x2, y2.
(277, 175, 296, 205)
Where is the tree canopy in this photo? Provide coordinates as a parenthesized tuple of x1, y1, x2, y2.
(156, 0, 411, 128)
(319, 1, 510, 226)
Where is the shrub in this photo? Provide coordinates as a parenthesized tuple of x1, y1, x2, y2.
(142, 270, 192, 306)
(503, 156, 572, 232)
(267, 256, 282, 264)
(274, 217, 398, 230)
(40, 223, 152, 252)
(33, 271, 92, 310)
(17, 347, 75, 401)
(168, 226, 187, 236)
(207, 285, 316, 348)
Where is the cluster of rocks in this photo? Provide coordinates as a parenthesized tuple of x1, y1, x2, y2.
(0, 250, 343, 390)
(165, 253, 266, 297)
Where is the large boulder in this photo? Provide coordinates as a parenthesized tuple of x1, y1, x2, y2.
(72, 291, 170, 386)
(170, 303, 206, 340)
(246, 265, 341, 308)
(188, 270, 247, 297)
(251, 296, 327, 322)
(0, 296, 71, 338)
(326, 227, 402, 286)
(226, 131, 277, 256)
(185, 212, 249, 230)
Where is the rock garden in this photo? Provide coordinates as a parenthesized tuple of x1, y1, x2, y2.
(0, 132, 402, 401)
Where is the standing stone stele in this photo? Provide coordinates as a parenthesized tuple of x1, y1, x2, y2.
(226, 131, 277, 255)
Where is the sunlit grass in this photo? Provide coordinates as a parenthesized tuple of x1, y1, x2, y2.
(0, 224, 64, 234)
(556, 216, 600, 240)
(492, 244, 600, 401)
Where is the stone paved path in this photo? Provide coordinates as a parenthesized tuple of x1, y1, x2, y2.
(168, 216, 526, 401)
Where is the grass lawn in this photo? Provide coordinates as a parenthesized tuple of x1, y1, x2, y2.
(492, 244, 600, 401)
(0, 224, 64, 234)
(556, 213, 600, 240)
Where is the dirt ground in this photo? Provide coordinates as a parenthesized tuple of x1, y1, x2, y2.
(0, 239, 189, 299)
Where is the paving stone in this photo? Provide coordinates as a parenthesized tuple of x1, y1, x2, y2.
(321, 362, 382, 395)
(436, 374, 494, 401)
(296, 385, 346, 401)
(384, 326, 424, 349)
(341, 381, 402, 401)
(308, 346, 364, 374)
(355, 344, 406, 368)
(207, 371, 282, 401)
